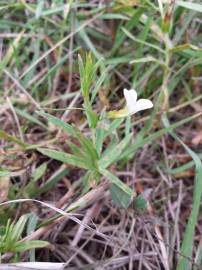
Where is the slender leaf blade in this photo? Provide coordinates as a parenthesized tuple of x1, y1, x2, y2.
(38, 148, 96, 170)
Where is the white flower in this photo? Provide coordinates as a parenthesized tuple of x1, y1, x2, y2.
(124, 88, 153, 115)
(107, 88, 153, 118)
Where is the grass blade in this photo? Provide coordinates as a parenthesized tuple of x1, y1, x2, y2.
(177, 1, 202, 12)
(162, 114, 202, 270)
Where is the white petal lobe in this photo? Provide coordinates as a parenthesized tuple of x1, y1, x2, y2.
(131, 99, 153, 114)
(124, 89, 137, 113)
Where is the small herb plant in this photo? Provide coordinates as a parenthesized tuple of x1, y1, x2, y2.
(38, 54, 153, 209)
(0, 215, 48, 260)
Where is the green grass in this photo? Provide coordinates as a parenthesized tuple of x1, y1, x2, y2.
(0, 1, 202, 269)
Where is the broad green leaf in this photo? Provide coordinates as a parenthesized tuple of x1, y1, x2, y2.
(133, 194, 147, 210)
(110, 184, 132, 209)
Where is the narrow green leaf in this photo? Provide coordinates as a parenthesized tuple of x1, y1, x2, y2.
(37, 111, 75, 135)
(0, 30, 25, 76)
(68, 141, 83, 156)
(15, 108, 47, 129)
(35, 167, 69, 196)
(32, 163, 47, 182)
(95, 128, 105, 156)
(162, 114, 202, 270)
(99, 133, 132, 169)
(0, 169, 10, 177)
(105, 118, 124, 137)
(78, 29, 102, 59)
(177, 1, 202, 12)
(195, 241, 202, 269)
(100, 168, 133, 204)
(37, 111, 98, 160)
(99, 13, 129, 20)
(85, 107, 98, 129)
(110, 7, 144, 54)
(169, 44, 201, 53)
(14, 240, 49, 252)
(122, 27, 165, 53)
(167, 153, 202, 175)
(91, 65, 111, 103)
(12, 215, 28, 242)
(35, 0, 45, 18)
(121, 112, 202, 159)
(0, 130, 26, 147)
(38, 148, 96, 170)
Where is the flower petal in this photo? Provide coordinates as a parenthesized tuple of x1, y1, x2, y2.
(123, 89, 137, 113)
(130, 99, 153, 114)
